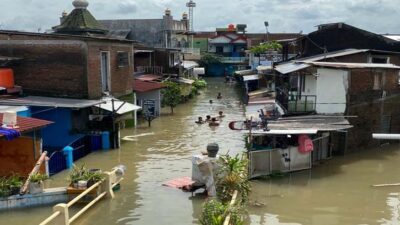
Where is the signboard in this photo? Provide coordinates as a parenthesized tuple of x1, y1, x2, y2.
(143, 100, 156, 117)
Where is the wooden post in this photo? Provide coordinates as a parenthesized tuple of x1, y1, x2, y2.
(101, 171, 115, 199)
(53, 203, 69, 225)
(20, 151, 48, 195)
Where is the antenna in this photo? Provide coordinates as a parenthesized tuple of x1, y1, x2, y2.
(186, 0, 196, 32)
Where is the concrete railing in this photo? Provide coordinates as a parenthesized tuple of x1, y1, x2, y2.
(39, 169, 123, 225)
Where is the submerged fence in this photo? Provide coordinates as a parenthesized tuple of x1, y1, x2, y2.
(48, 134, 102, 175)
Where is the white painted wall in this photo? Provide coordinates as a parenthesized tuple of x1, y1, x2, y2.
(136, 90, 162, 116)
(302, 75, 317, 96)
(315, 68, 348, 114)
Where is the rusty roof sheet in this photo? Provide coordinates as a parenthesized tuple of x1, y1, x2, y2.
(133, 80, 166, 93)
(0, 114, 53, 134)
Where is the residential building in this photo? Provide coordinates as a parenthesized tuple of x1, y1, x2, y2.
(292, 23, 400, 57)
(274, 49, 400, 153)
(0, 114, 52, 176)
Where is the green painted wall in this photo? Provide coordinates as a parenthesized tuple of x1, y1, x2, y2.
(192, 38, 208, 52)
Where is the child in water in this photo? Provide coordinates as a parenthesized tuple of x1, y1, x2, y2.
(217, 92, 222, 99)
(195, 116, 204, 124)
(209, 117, 220, 126)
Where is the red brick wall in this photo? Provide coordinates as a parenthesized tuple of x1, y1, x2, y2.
(345, 67, 400, 152)
(87, 42, 133, 99)
(0, 37, 88, 98)
(0, 32, 134, 99)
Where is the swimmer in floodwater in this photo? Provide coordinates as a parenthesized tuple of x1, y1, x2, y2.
(217, 92, 222, 99)
(209, 117, 220, 126)
(195, 116, 205, 124)
(209, 99, 213, 104)
(218, 111, 225, 118)
(205, 115, 211, 121)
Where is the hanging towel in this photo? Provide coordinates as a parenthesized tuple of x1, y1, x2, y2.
(298, 134, 314, 153)
(0, 127, 21, 140)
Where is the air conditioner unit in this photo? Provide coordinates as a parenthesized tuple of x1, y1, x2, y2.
(3, 111, 17, 128)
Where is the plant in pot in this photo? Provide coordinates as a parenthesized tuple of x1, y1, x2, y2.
(68, 164, 89, 189)
(85, 171, 105, 188)
(8, 174, 23, 195)
(29, 173, 49, 194)
(0, 178, 11, 198)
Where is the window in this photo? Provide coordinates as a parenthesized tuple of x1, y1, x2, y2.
(117, 52, 129, 68)
(101, 52, 110, 92)
(370, 55, 390, 64)
(373, 71, 385, 90)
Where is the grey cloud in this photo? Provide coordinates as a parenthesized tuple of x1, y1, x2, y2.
(0, 0, 399, 34)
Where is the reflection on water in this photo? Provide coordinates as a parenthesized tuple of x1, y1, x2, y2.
(0, 78, 245, 225)
(2, 78, 400, 225)
(248, 144, 400, 225)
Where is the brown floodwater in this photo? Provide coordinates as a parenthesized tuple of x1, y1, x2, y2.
(1, 78, 400, 225)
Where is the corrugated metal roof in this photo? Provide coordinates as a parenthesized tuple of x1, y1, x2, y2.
(0, 114, 52, 134)
(243, 74, 260, 81)
(133, 80, 166, 92)
(136, 74, 163, 82)
(94, 98, 141, 115)
(0, 96, 105, 108)
(275, 63, 311, 74)
(235, 70, 256, 76)
(306, 62, 400, 69)
(275, 49, 370, 74)
(182, 60, 199, 69)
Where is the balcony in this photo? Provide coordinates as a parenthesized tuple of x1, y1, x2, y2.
(276, 90, 316, 114)
(221, 57, 249, 63)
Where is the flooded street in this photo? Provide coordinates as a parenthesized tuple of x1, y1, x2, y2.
(0, 78, 246, 225)
(1, 78, 400, 225)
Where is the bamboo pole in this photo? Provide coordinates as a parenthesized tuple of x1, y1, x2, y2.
(372, 183, 400, 187)
(20, 151, 48, 195)
(223, 190, 239, 225)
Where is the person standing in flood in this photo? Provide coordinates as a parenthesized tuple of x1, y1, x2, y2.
(217, 92, 222, 99)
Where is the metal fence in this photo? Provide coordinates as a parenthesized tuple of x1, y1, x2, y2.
(48, 135, 95, 176)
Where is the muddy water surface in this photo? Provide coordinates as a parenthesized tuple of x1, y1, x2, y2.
(2, 78, 400, 225)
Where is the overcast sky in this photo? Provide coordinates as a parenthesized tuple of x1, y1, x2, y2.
(0, 0, 399, 34)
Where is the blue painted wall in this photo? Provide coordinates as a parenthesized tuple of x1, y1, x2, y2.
(30, 107, 83, 148)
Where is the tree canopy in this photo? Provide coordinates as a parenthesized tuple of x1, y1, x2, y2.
(161, 81, 182, 114)
(250, 41, 283, 55)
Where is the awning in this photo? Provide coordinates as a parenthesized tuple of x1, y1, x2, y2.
(275, 62, 310, 74)
(194, 67, 205, 75)
(182, 60, 199, 69)
(134, 50, 154, 53)
(243, 74, 259, 82)
(235, 70, 256, 76)
(95, 98, 141, 115)
(247, 129, 319, 135)
(257, 65, 273, 71)
(0, 96, 105, 108)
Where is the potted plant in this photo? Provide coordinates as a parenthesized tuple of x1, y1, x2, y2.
(85, 171, 104, 188)
(8, 175, 23, 195)
(29, 173, 48, 194)
(68, 164, 89, 188)
(0, 178, 11, 198)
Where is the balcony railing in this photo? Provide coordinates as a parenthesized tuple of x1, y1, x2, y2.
(287, 95, 317, 113)
(136, 66, 163, 75)
(221, 57, 249, 63)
